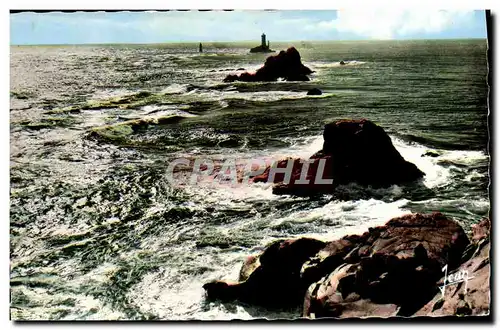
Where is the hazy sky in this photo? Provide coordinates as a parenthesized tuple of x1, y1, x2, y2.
(10, 10, 488, 45)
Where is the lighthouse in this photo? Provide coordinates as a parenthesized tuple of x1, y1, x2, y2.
(250, 33, 274, 53)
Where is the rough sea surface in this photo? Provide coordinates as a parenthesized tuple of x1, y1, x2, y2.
(10, 40, 489, 320)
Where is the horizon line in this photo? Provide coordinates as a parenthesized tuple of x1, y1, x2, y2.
(10, 37, 488, 46)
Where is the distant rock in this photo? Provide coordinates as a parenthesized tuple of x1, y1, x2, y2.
(340, 60, 346, 65)
(303, 212, 470, 318)
(307, 88, 322, 96)
(223, 47, 313, 83)
(252, 119, 425, 196)
(250, 34, 274, 53)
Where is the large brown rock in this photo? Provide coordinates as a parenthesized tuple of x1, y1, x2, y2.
(203, 237, 327, 308)
(251, 119, 424, 196)
(321, 119, 424, 185)
(224, 47, 313, 83)
(303, 213, 470, 318)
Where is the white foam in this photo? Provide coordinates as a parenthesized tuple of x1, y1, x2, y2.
(266, 198, 410, 242)
(392, 136, 487, 188)
(311, 60, 366, 69)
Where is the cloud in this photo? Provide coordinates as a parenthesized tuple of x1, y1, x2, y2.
(306, 9, 476, 39)
(10, 10, 484, 44)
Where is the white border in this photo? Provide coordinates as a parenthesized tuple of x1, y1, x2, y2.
(2, 0, 498, 329)
(3, 0, 500, 10)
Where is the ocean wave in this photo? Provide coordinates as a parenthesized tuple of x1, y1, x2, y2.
(160, 84, 191, 94)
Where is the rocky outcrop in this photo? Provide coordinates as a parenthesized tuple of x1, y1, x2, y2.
(224, 47, 313, 83)
(251, 119, 425, 196)
(203, 237, 327, 308)
(202, 213, 487, 319)
(414, 218, 490, 317)
(250, 45, 274, 53)
(307, 88, 322, 95)
(422, 151, 440, 158)
(303, 213, 470, 318)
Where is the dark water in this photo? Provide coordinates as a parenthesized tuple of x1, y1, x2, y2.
(10, 40, 489, 320)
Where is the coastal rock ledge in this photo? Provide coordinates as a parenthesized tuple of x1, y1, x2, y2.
(203, 213, 490, 318)
(224, 47, 313, 82)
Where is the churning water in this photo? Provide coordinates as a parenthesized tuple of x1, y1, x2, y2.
(10, 40, 489, 320)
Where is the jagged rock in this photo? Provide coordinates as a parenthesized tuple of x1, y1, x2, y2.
(238, 255, 260, 282)
(414, 218, 490, 317)
(203, 237, 326, 308)
(223, 47, 313, 83)
(301, 236, 362, 286)
(471, 218, 490, 242)
(414, 241, 490, 317)
(251, 119, 425, 196)
(303, 213, 470, 318)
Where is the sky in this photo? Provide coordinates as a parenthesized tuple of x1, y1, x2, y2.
(10, 10, 488, 45)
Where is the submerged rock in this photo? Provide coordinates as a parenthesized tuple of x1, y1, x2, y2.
(307, 88, 322, 96)
(44, 90, 163, 115)
(203, 213, 478, 318)
(223, 47, 313, 83)
(252, 119, 425, 196)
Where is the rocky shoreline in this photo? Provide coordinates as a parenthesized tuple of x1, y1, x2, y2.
(224, 47, 313, 83)
(251, 118, 424, 196)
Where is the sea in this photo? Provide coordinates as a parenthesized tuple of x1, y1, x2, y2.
(10, 40, 489, 320)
